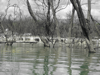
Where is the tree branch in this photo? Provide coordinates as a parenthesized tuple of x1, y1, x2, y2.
(27, 0, 37, 22)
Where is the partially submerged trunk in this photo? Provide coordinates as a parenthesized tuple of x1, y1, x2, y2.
(39, 36, 50, 47)
(50, 1, 61, 46)
(85, 38, 95, 53)
(67, 8, 75, 47)
(5, 36, 13, 46)
(86, 0, 95, 53)
(5, 41, 13, 46)
(27, 0, 50, 47)
(4, 30, 14, 46)
(70, 0, 95, 53)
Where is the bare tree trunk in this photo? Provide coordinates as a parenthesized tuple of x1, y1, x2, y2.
(50, 1, 61, 46)
(87, 0, 95, 53)
(90, 15, 100, 36)
(39, 36, 50, 47)
(27, 0, 50, 47)
(46, 0, 51, 36)
(67, 8, 75, 47)
(87, 0, 91, 21)
(69, 8, 75, 38)
(88, 0, 100, 40)
(70, 0, 95, 53)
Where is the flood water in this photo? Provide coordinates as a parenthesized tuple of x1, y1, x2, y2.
(0, 43, 100, 75)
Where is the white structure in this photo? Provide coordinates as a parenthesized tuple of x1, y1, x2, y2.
(15, 35, 42, 43)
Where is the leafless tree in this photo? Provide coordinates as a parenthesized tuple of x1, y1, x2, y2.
(0, 0, 22, 46)
(26, 0, 69, 47)
(70, 0, 96, 53)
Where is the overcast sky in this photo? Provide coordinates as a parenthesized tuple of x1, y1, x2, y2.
(0, 0, 100, 19)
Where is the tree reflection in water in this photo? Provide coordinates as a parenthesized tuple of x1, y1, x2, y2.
(0, 44, 100, 75)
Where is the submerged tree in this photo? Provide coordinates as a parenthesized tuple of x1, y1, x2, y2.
(26, 0, 65, 47)
(27, 0, 49, 47)
(0, 0, 22, 46)
(70, 0, 96, 53)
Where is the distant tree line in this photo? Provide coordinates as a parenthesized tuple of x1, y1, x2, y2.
(0, 15, 100, 38)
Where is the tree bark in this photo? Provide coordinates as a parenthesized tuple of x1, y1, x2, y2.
(27, 0, 50, 47)
(87, 0, 95, 53)
(70, 0, 96, 53)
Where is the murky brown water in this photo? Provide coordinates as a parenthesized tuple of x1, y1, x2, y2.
(0, 43, 100, 75)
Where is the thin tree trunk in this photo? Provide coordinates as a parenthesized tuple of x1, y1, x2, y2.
(69, 8, 75, 38)
(87, 0, 91, 22)
(50, 1, 61, 46)
(68, 8, 75, 47)
(90, 15, 100, 36)
(87, 0, 95, 53)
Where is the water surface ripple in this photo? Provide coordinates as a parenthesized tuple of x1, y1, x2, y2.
(0, 44, 100, 75)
